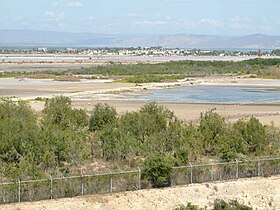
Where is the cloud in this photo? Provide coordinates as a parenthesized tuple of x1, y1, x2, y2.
(165, 0, 194, 2)
(88, 16, 94, 21)
(225, 0, 259, 2)
(229, 16, 252, 30)
(127, 13, 138, 18)
(199, 18, 223, 27)
(13, 16, 23, 22)
(45, 11, 56, 18)
(135, 20, 168, 26)
(135, 17, 223, 30)
(67, 1, 83, 8)
(51, 2, 59, 7)
(165, 0, 208, 2)
(135, 13, 173, 27)
(44, 11, 65, 23)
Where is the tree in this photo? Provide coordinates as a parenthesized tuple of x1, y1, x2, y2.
(198, 110, 226, 155)
(89, 103, 117, 132)
(233, 117, 268, 154)
(43, 96, 88, 130)
(42, 96, 89, 170)
(0, 99, 42, 179)
(138, 102, 176, 143)
(142, 154, 172, 188)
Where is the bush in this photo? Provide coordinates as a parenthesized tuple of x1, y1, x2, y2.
(89, 103, 117, 132)
(213, 199, 252, 210)
(175, 203, 204, 210)
(142, 154, 172, 188)
(174, 200, 252, 210)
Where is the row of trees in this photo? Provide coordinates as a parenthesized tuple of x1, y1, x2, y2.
(11, 58, 279, 83)
(71, 58, 280, 76)
(0, 97, 279, 181)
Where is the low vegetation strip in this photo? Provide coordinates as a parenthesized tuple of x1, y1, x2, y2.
(0, 157, 279, 204)
(1, 96, 280, 182)
(2, 175, 280, 210)
(1, 95, 280, 205)
(3, 58, 280, 82)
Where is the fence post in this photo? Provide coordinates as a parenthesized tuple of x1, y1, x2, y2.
(49, 176, 53, 199)
(257, 157, 261, 176)
(235, 159, 239, 179)
(18, 179, 21, 202)
(81, 172, 84, 196)
(109, 170, 113, 193)
(211, 162, 214, 182)
(138, 167, 141, 190)
(189, 163, 193, 184)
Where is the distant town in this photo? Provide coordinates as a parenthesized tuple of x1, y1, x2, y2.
(1, 47, 280, 57)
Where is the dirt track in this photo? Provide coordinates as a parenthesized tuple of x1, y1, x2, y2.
(3, 175, 280, 210)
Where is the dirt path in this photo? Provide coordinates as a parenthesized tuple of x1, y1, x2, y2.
(3, 175, 280, 210)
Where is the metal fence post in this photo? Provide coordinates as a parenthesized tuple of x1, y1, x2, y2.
(109, 170, 113, 193)
(138, 167, 141, 190)
(81, 172, 84, 196)
(211, 162, 214, 182)
(235, 159, 239, 179)
(18, 179, 21, 202)
(190, 163, 193, 184)
(257, 157, 261, 176)
(50, 176, 53, 199)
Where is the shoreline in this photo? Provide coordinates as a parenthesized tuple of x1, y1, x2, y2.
(2, 77, 280, 102)
(65, 77, 280, 102)
(1, 77, 280, 126)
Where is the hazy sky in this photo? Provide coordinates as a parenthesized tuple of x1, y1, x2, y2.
(0, 0, 279, 35)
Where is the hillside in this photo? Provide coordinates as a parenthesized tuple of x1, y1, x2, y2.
(1, 29, 280, 49)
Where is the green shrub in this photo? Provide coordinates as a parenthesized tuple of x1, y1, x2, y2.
(174, 200, 252, 210)
(142, 154, 172, 188)
(175, 203, 204, 210)
(89, 103, 117, 132)
(213, 199, 252, 210)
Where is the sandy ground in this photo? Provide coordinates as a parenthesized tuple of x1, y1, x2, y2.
(1, 77, 280, 126)
(2, 55, 274, 64)
(29, 99, 280, 125)
(3, 175, 280, 210)
(70, 100, 280, 125)
(0, 62, 99, 72)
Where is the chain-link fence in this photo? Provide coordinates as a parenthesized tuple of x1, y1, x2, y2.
(1, 157, 280, 204)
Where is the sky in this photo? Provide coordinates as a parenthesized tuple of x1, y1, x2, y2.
(0, 0, 279, 36)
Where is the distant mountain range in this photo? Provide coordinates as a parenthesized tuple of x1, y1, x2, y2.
(1, 29, 280, 49)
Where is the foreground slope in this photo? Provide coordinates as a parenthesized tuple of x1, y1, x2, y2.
(3, 175, 280, 210)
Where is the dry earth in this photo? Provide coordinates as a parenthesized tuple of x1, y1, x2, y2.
(3, 175, 280, 210)
(69, 100, 280, 126)
(1, 77, 280, 126)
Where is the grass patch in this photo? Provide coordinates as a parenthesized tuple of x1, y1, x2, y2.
(17, 74, 56, 79)
(34, 97, 46, 102)
(53, 76, 81, 82)
(119, 74, 187, 83)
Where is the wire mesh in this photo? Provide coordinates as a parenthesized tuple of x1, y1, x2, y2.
(212, 162, 237, 181)
(83, 174, 111, 195)
(0, 157, 280, 204)
(192, 164, 212, 183)
(238, 160, 258, 179)
(0, 183, 18, 204)
(171, 167, 191, 186)
(20, 180, 50, 202)
(52, 177, 82, 199)
(111, 172, 139, 192)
